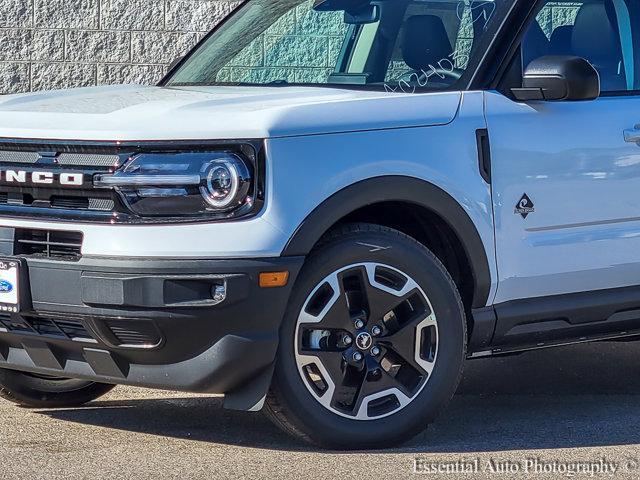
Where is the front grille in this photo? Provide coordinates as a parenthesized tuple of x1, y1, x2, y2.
(49, 196, 114, 211)
(0, 147, 128, 221)
(88, 198, 115, 211)
(104, 319, 162, 348)
(0, 313, 164, 350)
(0, 151, 40, 164)
(30, 318, 91, 340)
(14, 229, 83, 261)
(0, 192, 116, 212)
(0, 315, 93, 342)
(56, 153, 121, 167)
(0, 150, 121, 167)
(50, 196, 89, 210)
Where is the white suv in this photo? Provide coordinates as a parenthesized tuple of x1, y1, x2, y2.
(0, 0, 638, 449)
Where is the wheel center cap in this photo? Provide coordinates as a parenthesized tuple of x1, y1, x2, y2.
(356, 332, 373, 350)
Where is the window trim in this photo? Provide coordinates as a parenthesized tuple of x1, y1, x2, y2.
(600, 89, 640, 98)
(347, 22, 379, 74)
(612, 0, 634, 90)
(470, 0, 534, 91)
(336, 24, 360, 73)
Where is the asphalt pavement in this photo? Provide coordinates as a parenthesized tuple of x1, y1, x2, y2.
(1, 341, 640, 479)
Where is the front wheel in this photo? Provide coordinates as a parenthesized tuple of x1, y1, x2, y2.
(265, 223, 467, 449)
(0, 369, 115, 408)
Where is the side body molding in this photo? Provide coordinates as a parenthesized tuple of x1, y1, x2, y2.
(282, 176, 491, 309)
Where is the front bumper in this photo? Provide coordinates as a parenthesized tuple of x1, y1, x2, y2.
(0, 255, 304, 396)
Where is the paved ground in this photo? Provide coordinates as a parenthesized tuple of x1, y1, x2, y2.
(2, 341, 640, 479)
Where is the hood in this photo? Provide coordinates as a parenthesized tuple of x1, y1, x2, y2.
(0, 85, 461, 142)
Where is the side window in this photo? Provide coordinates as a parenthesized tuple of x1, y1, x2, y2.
(521, 0, 636, 92)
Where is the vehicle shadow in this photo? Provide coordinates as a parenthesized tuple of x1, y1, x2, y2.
(35, 341, 640, 454)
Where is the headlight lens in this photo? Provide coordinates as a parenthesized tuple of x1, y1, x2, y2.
(94, 152, 254, 218)
(201, 159, 242, 209)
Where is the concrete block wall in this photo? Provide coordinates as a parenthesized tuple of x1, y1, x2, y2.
(0, 0, 240, 94)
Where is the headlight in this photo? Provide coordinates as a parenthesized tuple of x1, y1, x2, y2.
(94, 151, 254, 218)
(200, 158, 244, 209)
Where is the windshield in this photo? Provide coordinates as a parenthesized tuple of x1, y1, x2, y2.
(165, 0, 507, 93)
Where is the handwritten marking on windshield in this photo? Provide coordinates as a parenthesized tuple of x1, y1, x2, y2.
(384, 52, 465, 94)
(457, 0, 497, 29)
(383, 1, 496, 94)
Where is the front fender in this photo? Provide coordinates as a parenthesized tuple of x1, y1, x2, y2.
(264, 92, 495, 307)
(282, 176, 491, 309)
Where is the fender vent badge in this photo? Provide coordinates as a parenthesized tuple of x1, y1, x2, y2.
(515, 194, 535, 219)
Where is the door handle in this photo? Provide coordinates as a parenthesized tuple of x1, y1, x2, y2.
(624, 125, 640, 143)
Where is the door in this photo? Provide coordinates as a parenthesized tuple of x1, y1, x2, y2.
(486, 0, 640, 304)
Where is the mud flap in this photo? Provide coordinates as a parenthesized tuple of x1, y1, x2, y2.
(223, 362, 275, 412)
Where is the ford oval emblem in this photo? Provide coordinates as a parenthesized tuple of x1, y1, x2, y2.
(0, 280, 13, 293)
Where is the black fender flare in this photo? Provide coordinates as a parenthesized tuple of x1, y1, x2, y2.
(282, 176, 491, 308)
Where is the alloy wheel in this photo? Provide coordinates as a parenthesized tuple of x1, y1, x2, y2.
(294, 262, 438, 420)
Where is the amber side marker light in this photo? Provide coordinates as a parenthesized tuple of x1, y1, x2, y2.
(259, 271, 290, 288)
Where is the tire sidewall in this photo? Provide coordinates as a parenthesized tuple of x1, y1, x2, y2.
(0, 369, 114, 408)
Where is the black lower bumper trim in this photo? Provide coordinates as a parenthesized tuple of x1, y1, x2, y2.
(0, 255, 305, 396)
(1, 333, 278, 393)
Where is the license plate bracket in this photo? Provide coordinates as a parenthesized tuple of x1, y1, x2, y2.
(0, 258, 28, 313)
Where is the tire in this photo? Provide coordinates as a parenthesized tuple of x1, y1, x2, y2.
(265, 223, 467, 449)
(0, 369, 115, 408)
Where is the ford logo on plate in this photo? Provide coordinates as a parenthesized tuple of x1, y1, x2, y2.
(0, 280, 13, 293)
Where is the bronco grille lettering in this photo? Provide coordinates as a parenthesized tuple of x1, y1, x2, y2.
(0, 170, 85, 187)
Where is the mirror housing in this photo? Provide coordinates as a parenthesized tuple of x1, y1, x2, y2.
(512, 55, 600, 101)
(344, 4, 380, 24)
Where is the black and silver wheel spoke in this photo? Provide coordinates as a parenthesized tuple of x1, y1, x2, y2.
(380, 313, 437, 376)
(308, 293, 353, 331)
(297, 348, 346, 396)
(362, 281, 411, 326)
(349, 361, 414, 418)
(295, 262, 440, 421)
(298, 270, 366, 332)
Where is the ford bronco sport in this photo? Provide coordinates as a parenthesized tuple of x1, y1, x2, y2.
(0, 0, 637, 449)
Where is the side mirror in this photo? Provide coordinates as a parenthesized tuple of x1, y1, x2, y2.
(512, 55, 600, 102)
(344, 4, 380, 24)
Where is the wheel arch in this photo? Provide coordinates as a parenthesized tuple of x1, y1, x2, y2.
(282, 176, 491, 310)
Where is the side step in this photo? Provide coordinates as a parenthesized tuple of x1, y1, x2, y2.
(469, 329, 640, 358)
(469, 284, 640, 357)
